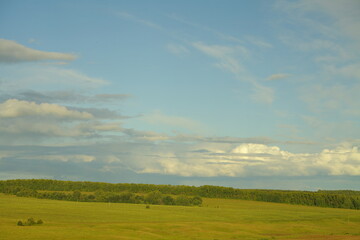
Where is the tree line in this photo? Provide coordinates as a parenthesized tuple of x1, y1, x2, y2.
(0, 179, 359, 210)
(0, 186, 202, 206)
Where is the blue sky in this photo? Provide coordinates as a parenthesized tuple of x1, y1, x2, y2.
(0, 0, 359, 190)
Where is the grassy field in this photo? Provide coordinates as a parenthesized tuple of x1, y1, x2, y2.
(0, 193, 359, 240)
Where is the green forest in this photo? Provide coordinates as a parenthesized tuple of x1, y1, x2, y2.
(0, 179, 359, 209)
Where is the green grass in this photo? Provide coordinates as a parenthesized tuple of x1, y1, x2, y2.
(0, 193, 359, 240)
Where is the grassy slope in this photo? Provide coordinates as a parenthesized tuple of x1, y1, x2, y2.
(0, 193, 359, 240)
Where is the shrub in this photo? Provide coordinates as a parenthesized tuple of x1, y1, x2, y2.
(17, 218, 44, 226)
(175, 195, 191, 206)
(26, 218, 36, 226)
(191, 196, 203, 206)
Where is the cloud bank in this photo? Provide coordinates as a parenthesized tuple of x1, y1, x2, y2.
(137, 143, 360, 177)
(0, 99, 92, 119)
(0, 39, 77, 63)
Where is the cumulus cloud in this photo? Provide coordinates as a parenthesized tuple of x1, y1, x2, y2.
(2, 140, 359, 184)
(317, 145, 360, 175)
(134, 143, 360, 177)
(0, 99, 92, 119)
(0, 99, 128, 141)
(0, 39, 77, 63)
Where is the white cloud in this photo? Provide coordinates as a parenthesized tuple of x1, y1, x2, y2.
(193, 42, 274, 104)
(300, 83, 360, 116)
(40, 67, 108, 87)
(166, 44, 190, 55)
(245, 36, 273, 48)
(35, 154, 96, 162)
(324, 63, 360, 81)
(133, 143, 360, 177)
(117, 12, 162, 30)
(317, 145, 360, 175)
(0, 99, 127, 141)
(0, 39, 77, 63)
(143, 110, 203, 133)
(90, 122, 122, 131)
(0, 99, 93, 119)
(276, 0, 360, 61)
(122, 128, 170, 141)
(267, 73, 291, 81)
(0, 65, 108, 91)
(251, 84, 274, 104)
(0, 119, 89, 138)
(192, 42, 248, 75)
(169, 14, 244, 43)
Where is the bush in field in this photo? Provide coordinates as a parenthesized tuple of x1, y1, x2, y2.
(26, 218, 36, 226)
(17, 218, 44, 226)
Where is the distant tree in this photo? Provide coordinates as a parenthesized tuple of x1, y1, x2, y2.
(175, 195, 191, 206)
(191, 196, 203, 206)
(134, 195, 145, 204)
(145, 191, 163, 205)
(72, 190, 81, 201)
(17, 221, 23, 226)
(37, 219, 43, 224)
(162, 195, 175, 205)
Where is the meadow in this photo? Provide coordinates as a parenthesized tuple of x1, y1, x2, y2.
(0, 193, 359, 240)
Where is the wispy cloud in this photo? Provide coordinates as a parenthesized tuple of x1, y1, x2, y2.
(1, 90, 131, 105)
(192, 42, 248, 77)
(142, 110, 204, 133)
(0, 99, 92, 119)
(0, 39, 77, 63)
(245, 36, 273, 48)
(192, 42, 274, 104)
(116, 12, 163, 30)
(0, 65, 108, 91)
(166, 43, 190, 55)
(251, 84, 274, 105)
(267, 73, 291, 81)
(169, 14, 243, 43)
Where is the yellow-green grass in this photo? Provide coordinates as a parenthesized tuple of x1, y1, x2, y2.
(0, 193, 359, 240)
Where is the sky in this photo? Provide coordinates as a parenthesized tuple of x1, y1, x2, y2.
(0, 0, 359, 190)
